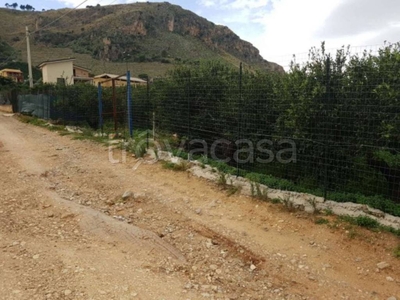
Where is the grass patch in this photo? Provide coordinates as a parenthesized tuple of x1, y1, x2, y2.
(338, 214, 400, 237)
(347, 227, 359, 239)
(394, 245, 400, 258)
(271, 198, 281, 204)
(162, 160, 190, 172)
(164, 145, 400, 218)
(339, 215, 380, 229)
(126, 139, 147, 158)
(315, 218, 330, 225)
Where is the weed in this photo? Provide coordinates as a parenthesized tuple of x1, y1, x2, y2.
(217, 172, 228, 188)
(315, 218, 329, 225)
(162, 161, 176, 170)
(227, 185, 239, 196)
(251, 183, 256, 198)
(324, 208, 334, 216)
(217, 172, 240, 196)
(335, 214, 400, 237)
(394, 245, 400, 258)
(307, 197, 320, 214)
(251, 182, 269, 201)
(340, 215, 379, 229)
(281, 194, 295, 212)
(271, 198, 281, 204)
(355, 215, 380, 229)
(347, 228, 358, 239)
(125, 138, 148, 158)
(134, 143, 147, 158)
(162, 160, 190, 172)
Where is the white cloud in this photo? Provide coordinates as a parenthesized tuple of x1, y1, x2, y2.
(251, 0, 345, 63)
(197, 0, 230, 8)
(230, 0, 270, 9)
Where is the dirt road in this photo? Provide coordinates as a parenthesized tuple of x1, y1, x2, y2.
(0, 114, 399, 300)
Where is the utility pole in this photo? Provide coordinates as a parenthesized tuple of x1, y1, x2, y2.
(25, 26, 33, 88)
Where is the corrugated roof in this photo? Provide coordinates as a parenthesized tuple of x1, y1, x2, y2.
(94, 73, 147, 83)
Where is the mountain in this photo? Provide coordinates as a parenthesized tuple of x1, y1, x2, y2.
(0, 2, 283, 77)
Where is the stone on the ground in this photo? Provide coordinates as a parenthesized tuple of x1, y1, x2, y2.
(377, 262, 390, 270)
(122, 190, 133, 200)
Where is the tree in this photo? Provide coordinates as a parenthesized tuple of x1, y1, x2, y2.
(0, 76, 15, 90)
(20, 4, 25, 10)
(11, 2, 18, 9)
(25, 4, 33, 10)
(5, 3, 9, 8)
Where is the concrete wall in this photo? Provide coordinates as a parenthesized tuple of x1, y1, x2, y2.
(42, 61, 74, 85)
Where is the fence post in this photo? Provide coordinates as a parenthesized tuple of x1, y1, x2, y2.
(112, 79, 117, 133)
(98, 83, 103, 132)
(237, 62, 243, 177)
(146, 78, 150, 149)
(323, 57, 331, 201)
(187, 71, 191, 160)
(127, 71, 133, 138)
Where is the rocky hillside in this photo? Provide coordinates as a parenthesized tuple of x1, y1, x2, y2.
(0, 2, 283, 76)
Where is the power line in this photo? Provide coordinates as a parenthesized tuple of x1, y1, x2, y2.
(31, 0, 89, 34)
(0, 0, 90, 67)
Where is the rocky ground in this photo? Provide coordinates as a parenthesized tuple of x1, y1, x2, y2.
(0, 112, 399, 300)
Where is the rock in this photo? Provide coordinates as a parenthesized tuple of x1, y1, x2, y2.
(250, 264, 257, 271)
(195, 208, 202, 215)
(377, 262, 390, 270)
(32, 254, 40, 260)
(122, 190, 133, 200)
(386, 276, 394, 282)
(64, 290, 72, 296)
(205, 239, 213, 248)
(387, 297, 397, 300)
(65, 126, 83, 134)
(210, 264, 218, 271)
(134, 192, 146, 199)
(61, 213, 75, 219)
(137, 208, 143, 214)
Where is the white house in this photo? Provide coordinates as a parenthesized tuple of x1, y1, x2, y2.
(38, 58, 93, 85)
(38, 58, 76, 85)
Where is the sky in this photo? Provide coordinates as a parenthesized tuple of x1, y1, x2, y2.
(6, 0, 400, 66)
